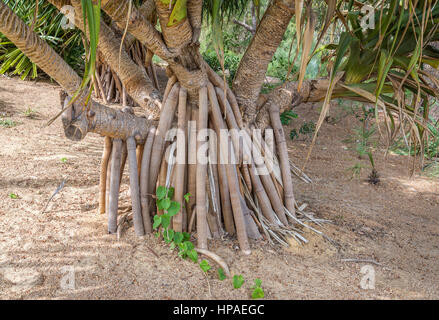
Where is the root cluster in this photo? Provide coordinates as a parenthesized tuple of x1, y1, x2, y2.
(98, 68, 320, 254)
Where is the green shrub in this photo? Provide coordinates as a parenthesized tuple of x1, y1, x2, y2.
(0, 0, 84, 80)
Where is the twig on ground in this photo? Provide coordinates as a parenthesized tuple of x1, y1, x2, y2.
(40, 180, 65, 214)
(341, 258, 384, 266)
(147, 247, 160, 258)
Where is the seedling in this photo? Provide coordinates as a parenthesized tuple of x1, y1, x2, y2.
(9, 193, 18, 199)
(23, 108, 37, 119)
(290, 129, 298, 140)
(200, 260, 211, 273)
(288, 122, 316, 140)
(233, 275, 244, 289)
(0, 118, 18, 128)
(217, 268, 226, 281)
(299, 121, 316, 136)
(251, 278, 265, 299)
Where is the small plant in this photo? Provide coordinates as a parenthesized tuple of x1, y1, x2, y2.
(251, 278, 265, 300)
(200, 259, 211, 273)
(0, 118, 18, 128)
(288, 122, 316, 141)
(289, 128, 299, 140)
(60, 157, 68, 163)
(366, 153, 380, 185)
(154, 186, 264, 297)
(217, 268, 226, 281)
(299, 121, 316, 136)
(23, 108, 37, 119)
(345, 106, 380, 184)
(153, 186, 197, 262)
(280, 110, 298, 125)
(233, 275, 245, 289)
(392, 119, 439, 161)
(9, 193, 18, 199)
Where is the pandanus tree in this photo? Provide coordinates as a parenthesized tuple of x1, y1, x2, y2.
(0, 0, 438, 255)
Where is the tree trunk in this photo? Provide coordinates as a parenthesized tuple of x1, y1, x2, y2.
(233, 0, 295, 124)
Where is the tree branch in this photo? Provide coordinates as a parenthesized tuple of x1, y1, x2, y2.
(69, 0, 162, 119)
(101, 0, 175, 61)
(233, 19, 255, 34)
(61, 95, 153, 143)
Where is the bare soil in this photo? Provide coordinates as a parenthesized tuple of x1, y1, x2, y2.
(0, 75, 438, 300)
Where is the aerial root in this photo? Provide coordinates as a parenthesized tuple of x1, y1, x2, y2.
(97, 75, 328, 254)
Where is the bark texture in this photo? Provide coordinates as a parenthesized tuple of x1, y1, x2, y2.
(62, 96, 153, 142)
(232, 0, 295, 124)
(100, 0, 174, 60)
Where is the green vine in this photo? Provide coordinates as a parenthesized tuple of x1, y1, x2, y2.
(154, 185, 265, 299)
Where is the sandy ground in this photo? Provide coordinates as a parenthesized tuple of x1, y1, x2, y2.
(0, 75, 438, 300)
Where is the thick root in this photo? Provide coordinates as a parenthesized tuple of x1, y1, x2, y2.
(108, 139, 123, 234)
(99, 136, 112, 214)
(127, 136, 145, 236)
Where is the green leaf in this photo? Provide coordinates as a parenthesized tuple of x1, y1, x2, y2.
(253, 278, 262, 288)
(233, 275, 244, 289)
(156, 186, 167, 200)
(280, 110, 298, 125)
(182, 232, 191, 242)
(217, 268, 226, 281)
(332, 32, 352, 81)
(167, 187, 175, 199)
(167, 201, 180, 216)
(290, 129, 298, 140)
(187, 249, 198, 262)
(157, 198, 171, 211)
(178, 242, 187, 254)
(199, 259, 211, 273)
(153, 215, 162, 229)
(184, 241, 194, 251)
(167, 0, 188, 27)
(161, 214, 171, 229)
(251, 287, 264, 299)
(9, 193, 18, 199)
(183, 192, 191, 203)
(174, 232, 184, 244)
(375, 50, 393, 99)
